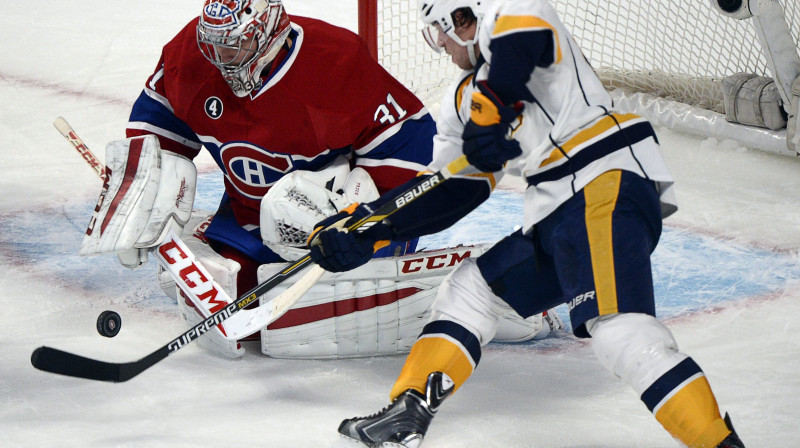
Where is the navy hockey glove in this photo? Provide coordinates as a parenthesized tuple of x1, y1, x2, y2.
(462, 82, 523, 173)
(307, 203, 391, 272)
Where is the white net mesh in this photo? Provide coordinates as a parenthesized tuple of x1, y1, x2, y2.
(371, 0, 800, 114)
(375, 0, 460, 105)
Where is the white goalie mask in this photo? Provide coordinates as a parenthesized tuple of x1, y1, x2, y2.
(197, 0, 291, 97)
(418, 0, 488, 66)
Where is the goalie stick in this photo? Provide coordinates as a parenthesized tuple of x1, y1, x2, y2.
(32, 118, 470, 382)
(53, 117, 108, 182)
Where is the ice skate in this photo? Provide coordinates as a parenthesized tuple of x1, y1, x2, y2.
(337, 372, 454, 448)
(716, 414, 745, 448)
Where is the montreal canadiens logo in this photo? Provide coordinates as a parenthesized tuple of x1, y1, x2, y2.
(203, 0, 241, 27)
(220, 142, 293, 198)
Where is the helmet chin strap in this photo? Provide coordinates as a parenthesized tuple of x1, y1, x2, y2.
(457, 17, 482, 68)
(467, 42, 478, 67)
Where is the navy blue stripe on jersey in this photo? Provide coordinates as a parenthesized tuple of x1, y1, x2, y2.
(358, 112, 437, 167)
(488, 29, 555, 104)
(420, 320, 482, 366)
(526, 121, 656, 186)
(640, 358, 704, 412)
(128, 91, 201, 151)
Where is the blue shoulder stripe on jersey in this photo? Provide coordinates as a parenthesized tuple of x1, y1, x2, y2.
(360, 113, 436, 167)
(129, 91, 200, 148)
(488, 29, 555, 104)
(420, 320, 482, 366)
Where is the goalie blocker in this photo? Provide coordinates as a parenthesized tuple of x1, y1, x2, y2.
(80, 135, 196, 267)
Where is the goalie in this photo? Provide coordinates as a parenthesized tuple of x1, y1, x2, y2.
(79, 0, 562, 360)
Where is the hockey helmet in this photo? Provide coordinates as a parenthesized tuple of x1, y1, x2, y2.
(418, 0, 488, 65)
(197, 0, 291, 97)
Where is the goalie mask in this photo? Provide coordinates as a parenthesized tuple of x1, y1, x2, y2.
(418, 0, 487, 66)
(197, 0, 291, 97)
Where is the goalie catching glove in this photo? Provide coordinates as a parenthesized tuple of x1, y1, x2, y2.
(307, 202, 393, 272)
(80, 135, 196, 268)
(260, 157, 379, 261)
(462, 81, 524, 173)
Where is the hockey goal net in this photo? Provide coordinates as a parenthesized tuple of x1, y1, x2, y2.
(358, 0, 800, 155)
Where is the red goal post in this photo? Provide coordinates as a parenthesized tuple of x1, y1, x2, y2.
(358, 0, 379, 61)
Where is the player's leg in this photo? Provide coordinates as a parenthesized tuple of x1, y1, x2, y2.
(553, 169, 743, 448)
(338, 231, 563, 447)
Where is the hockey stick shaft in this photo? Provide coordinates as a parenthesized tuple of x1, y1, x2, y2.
(32, 254, 318, 382)
(32, 121, 470, 381)
(53, 116, 107, 182)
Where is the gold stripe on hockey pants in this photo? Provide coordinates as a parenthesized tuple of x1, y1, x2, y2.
(583, 170, 622, 315)
(390, 335, 475, 400)
(655, 376, 730, 447)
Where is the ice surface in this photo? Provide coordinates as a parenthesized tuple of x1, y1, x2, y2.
(1, 1, 799, 447)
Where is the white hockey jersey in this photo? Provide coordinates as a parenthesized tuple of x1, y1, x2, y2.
(473, 0, 678, 232)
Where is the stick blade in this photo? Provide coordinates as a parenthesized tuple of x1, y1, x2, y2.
(32, 346, 127, 383)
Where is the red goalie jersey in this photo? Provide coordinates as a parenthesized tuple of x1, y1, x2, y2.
(126, 15, 436, 263)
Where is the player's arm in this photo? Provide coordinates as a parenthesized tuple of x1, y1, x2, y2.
(125, 55, 204, 159)
(484, 12, 559, 103)
(462, 11, 559, 172)
(306, 171, 494, 273)
(307, 69, 498, 273)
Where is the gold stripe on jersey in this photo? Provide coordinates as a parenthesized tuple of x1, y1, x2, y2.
(415, 170, 497, 190)
(493, 15, 562, 63)
(540, 113, 641, 168)
(654, 376, 730, 448)
(583, 170, 622, 315)
(456, 73, 475, 112)
(389, 335, 475, 400)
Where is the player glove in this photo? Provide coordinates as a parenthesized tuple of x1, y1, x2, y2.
(307, 203, 392, 272)
(462, 81, 524, 172)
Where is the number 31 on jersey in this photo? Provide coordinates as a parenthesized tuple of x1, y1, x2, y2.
(374, 93, 408, 124)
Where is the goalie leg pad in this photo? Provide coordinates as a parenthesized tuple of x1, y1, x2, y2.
(257, 245, 490, 359)
(80, 135, 196, 257)
(493, 306, 564, 342)
(159, 213, 245, 358)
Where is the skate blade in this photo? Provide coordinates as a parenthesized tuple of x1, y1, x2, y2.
(331, 435, 418, 448)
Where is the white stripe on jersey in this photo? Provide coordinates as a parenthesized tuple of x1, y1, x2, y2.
(128, 121, 203, 150)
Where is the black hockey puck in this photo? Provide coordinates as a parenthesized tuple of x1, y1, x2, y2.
(96, 310, 122, 338)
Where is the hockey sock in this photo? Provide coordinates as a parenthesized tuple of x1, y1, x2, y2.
(644, 358, 731, 447)
(390, 320, 481, 400)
